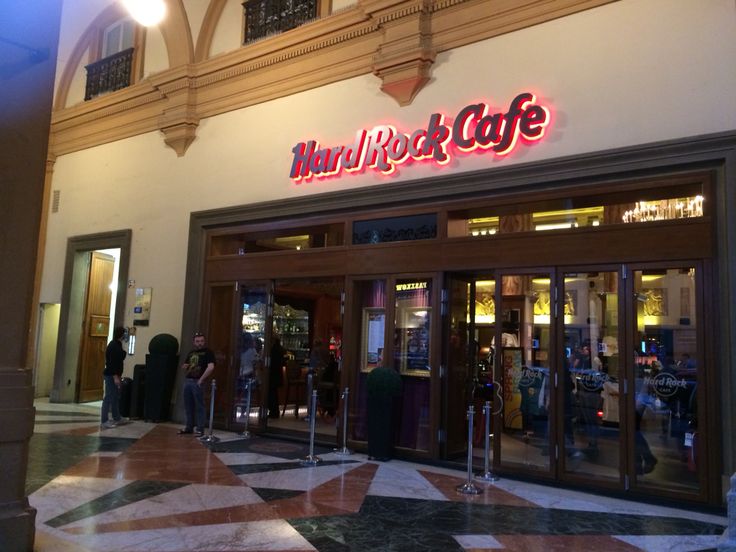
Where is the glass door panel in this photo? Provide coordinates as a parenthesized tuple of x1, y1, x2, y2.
(443, 276, 480, 459)
(393, 278, 432, 451)
(562, 271, 621, 481)
(632, 267, 701, 493)
(498, 274, 551, 472)
(352, 279, 386, 444)
(235, 284, 271, 429)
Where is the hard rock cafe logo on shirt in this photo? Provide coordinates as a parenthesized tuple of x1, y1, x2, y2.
(289, 92, 550, 181)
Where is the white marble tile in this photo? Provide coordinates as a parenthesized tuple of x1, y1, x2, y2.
(489, 478, 727, 525)
(368, 463, 448, 501)
(63, 483, 266, 530)
(95, 421, 157, 439)
(453, 534, 504, 549)
(239, 461, 362, 491)
(67, 520, 315, 551)
(30, 476, 131, 524)
(215, 452, 295, 466)
(614, 534, 724, 551)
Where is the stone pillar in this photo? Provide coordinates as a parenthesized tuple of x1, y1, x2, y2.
(720, 473, 736, 551)
(0, 1, 62, 550)
(0, 371, 36, 551)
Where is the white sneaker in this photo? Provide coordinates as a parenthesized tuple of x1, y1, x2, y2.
(100, 421, 118, 429)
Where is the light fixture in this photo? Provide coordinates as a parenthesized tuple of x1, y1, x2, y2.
(122, 0, 166, 27)
(535, 222, 573, 231)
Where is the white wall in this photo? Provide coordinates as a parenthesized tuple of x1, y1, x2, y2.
(44, 0, 736, 355)
(210, 0, 243, 57)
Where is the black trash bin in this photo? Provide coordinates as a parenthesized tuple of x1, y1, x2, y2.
(119, 377, 133, 417)
(130, 364, 146, 418)
(143, 334, 179, 422)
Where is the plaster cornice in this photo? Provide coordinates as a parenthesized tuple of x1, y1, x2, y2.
(49, 0, 614, 157)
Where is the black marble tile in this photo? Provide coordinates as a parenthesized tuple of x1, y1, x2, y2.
(44, 480, 188, 528)
(289, 495, 726, 552)
(227, 459, 359, 475)
(208, 437, 334, 459)
(26, 434, 136, 495)
(251, 487, 305, 502)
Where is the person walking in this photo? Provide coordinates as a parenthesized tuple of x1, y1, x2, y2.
(179, 332, 215, 436)
(101, 326, 127, 429)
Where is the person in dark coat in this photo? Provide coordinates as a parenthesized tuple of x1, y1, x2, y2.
(366, 363, 402, 461)
(101, 326, 127, 429)
(268, 337, 285, 419)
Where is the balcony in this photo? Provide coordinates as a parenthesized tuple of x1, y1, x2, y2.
(84, 47, 134, 101)
(243, 0, 317, 44)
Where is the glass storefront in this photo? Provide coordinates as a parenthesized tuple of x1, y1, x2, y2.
(632, 267, 700, 493)
(199, 170, 716, 504)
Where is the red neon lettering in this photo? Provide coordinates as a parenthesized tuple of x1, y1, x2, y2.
(289, 92, 550, 181)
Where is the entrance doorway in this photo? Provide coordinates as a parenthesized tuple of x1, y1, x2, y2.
(51, 231, 130, 404)
(445, 263, 708, 500)
(215, 277, 344, 440)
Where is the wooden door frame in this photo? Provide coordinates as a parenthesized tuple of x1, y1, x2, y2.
(51, 230, 131, 403)
(185, 132, 736, 504)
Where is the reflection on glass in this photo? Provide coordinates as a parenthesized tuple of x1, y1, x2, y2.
(498, 274, 550, 471)
(362, 308, 385, 372)
(234, 288, 267, 425)
(353, 280, 386, 443)
(562, 272, 620, 480)
(393, 279, 432, 452)
(393, 280, 432, 376)
(634, 268, 699, 492)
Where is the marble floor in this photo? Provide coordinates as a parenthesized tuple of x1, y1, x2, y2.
(28, 399, 727, 551)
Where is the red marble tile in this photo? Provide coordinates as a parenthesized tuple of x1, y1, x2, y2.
(419, 470, 538, 507)
(65, 457, 379, 534)
(63, 425, 244, 486)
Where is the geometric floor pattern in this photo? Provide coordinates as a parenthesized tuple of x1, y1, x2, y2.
(30, 399, 727, 551)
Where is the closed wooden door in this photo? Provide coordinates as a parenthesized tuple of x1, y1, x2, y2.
(77, 251, 114, 402)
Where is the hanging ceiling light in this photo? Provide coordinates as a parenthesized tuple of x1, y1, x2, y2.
(122, 0, 166, 27)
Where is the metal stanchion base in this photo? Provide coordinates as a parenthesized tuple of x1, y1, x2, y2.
(456, 482, 484, 495)
(300, 455, 321, 466)
(333, 447, 352, 456)
(475, 471, 499, 482)
(200, 434, 220, 443)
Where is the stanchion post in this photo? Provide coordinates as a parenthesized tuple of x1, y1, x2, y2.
(201, 379, 220, 443)
(238, 376, 254, 438)
(334, 387, 352, 456)
(301, 390, 322, 466)
(456, 405, 483, 495)
(476, 401, 499, 482)
(304, 371, 314, 422)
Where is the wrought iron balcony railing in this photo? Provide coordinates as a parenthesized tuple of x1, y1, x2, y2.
(243, 0, 317, 44)
(84, 47, 134, 101)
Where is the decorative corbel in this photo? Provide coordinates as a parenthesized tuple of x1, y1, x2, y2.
(152, 67, 199, 157)
(368, 0, 436, 106)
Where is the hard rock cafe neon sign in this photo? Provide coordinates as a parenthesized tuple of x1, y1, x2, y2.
(289, 92, 550, 181)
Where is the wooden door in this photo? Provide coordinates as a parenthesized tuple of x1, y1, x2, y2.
(77, 252, 114, 402)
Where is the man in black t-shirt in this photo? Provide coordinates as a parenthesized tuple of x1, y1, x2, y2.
(179, 332, 215, 435)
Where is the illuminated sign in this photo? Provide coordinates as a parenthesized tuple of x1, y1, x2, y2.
(290, 92, 550, 181)
(396, 282, 427, 291)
